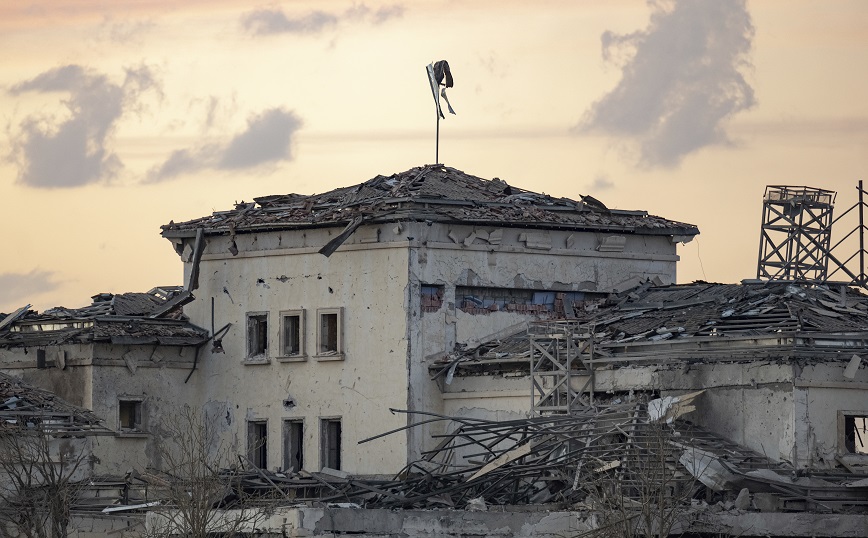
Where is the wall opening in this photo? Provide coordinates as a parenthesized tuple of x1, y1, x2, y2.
(248, 420, 268, 469)
(281, 310, 304, 357)
(247, 313, 268, 358)
(321, 418, 342, 470)
(421, 285, 444, 313)
(845, 414, 868, 454)
(283, 420, 304, 472)
(317, 308, 343, 357)
(118, 400, 142, 431)
(455, 286, 597, 317)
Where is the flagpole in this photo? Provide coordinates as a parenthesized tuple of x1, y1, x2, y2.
(436, 108, 440, 164)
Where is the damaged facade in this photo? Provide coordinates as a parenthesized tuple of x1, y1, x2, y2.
(0, 287, 208, 475)
(5, 164, 867, 535)
(438, 281, 868, 471)
(158, 164, 698, 474)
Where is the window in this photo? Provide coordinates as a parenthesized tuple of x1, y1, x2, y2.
(321, 419, 341, 470)
(279, 310, 305, 360)
(843, 414, 868, 454)
(316, 308, 343, 359)
(246, 313, 268, 360)
(118, 400, 142, 432)
(283, 420, 304, 472)
(421, 285, 444, 313)
(248, 421, 268, 469)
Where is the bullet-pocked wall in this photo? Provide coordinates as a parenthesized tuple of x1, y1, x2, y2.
(181, 225, 412, 475)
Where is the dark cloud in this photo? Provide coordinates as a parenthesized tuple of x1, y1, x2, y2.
(575, 0, 756, 168)
(0, 270, 60, 308)
(241, 3, 403, 36)
(146, 108, 302, 183)
(7, 64, 160, 188)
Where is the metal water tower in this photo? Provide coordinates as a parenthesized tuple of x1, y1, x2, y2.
(756, 186, 836, 281)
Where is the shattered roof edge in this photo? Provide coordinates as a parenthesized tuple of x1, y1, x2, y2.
(161, 216, 700, 239)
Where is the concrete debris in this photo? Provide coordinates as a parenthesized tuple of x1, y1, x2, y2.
(0, 287, 208, 348)
(0, 371, 111, 434)
(436, 280, 868, 375)
(161, 165, 698, 242)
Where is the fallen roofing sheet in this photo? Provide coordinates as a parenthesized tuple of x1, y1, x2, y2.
(161, 164, 699, 237)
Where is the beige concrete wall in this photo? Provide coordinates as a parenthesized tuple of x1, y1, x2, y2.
(794, 361, 868, 469)
(182, 229, 411, 475)
(0, 343, 201, 475)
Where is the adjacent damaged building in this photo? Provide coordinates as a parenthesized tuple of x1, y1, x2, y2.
(0, 287, 209, 474)
(439, 280, 868, 473)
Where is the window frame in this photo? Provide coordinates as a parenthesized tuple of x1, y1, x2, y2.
(320, 417, 342, 471)
(282, 419, 305, 473)
(278, 309, 306, 362)
(118, 398, 144, 434)
(245, 311, 270, 363)
(838, 410, 868, 456)
(315, 307, 343, 361)
(247, 420, 268, 469)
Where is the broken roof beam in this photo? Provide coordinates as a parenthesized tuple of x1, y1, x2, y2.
(319, 216, 365, 257)
(0, 305, 31, 332)
(186, 228, 206, 292)
(148, 290, 194, 319)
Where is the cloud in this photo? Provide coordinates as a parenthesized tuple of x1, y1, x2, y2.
(7, 64, 161, 188)
(0, 270, 60, 308)
(97, 16, 155, 44)
(241, 3, 403, 36)
(588, 174, 614, 192)
(575, 0, 755, 168)
(146, 108, 303, 183)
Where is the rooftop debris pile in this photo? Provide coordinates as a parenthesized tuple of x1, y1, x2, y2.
(0, 371, 109, 434)
(438, 281, 868, 375)
(160, 164, 698, 237)
(0, 287, 206, 348)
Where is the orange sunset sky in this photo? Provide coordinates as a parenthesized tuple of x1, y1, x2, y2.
(1, 0, 867, 313)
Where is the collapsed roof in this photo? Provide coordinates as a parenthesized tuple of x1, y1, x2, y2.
(0, 287, 208, 348)
(440, 280, 868, 374)
(0, 371, 110, 434)
(160, 164, 699, 238)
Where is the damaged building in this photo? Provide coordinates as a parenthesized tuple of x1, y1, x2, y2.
(4, 164, 867, 536)
(158, 163, 698, 474)
(0, 287, 209, 475)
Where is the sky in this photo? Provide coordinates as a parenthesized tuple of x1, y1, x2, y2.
(1, 0, 867, 313)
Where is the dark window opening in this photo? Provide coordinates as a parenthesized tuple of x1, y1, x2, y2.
(321, 419, 341, 470)
(283, 420, 304, 472)
(119, 400, 142, 431)
(455, 286, 599, 317)
(283, 314, 302, 356)
(320, 313, 338, 353)
(421, 285, 445, 313)
(248, 421, 268, 469)
(845, 415, 868, 454)
(247, 314, 268, 358)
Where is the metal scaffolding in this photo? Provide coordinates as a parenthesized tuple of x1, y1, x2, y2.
(529, 321, 595, 416)
(756, 185, 836, 282)
(756, 182, 868, 289)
